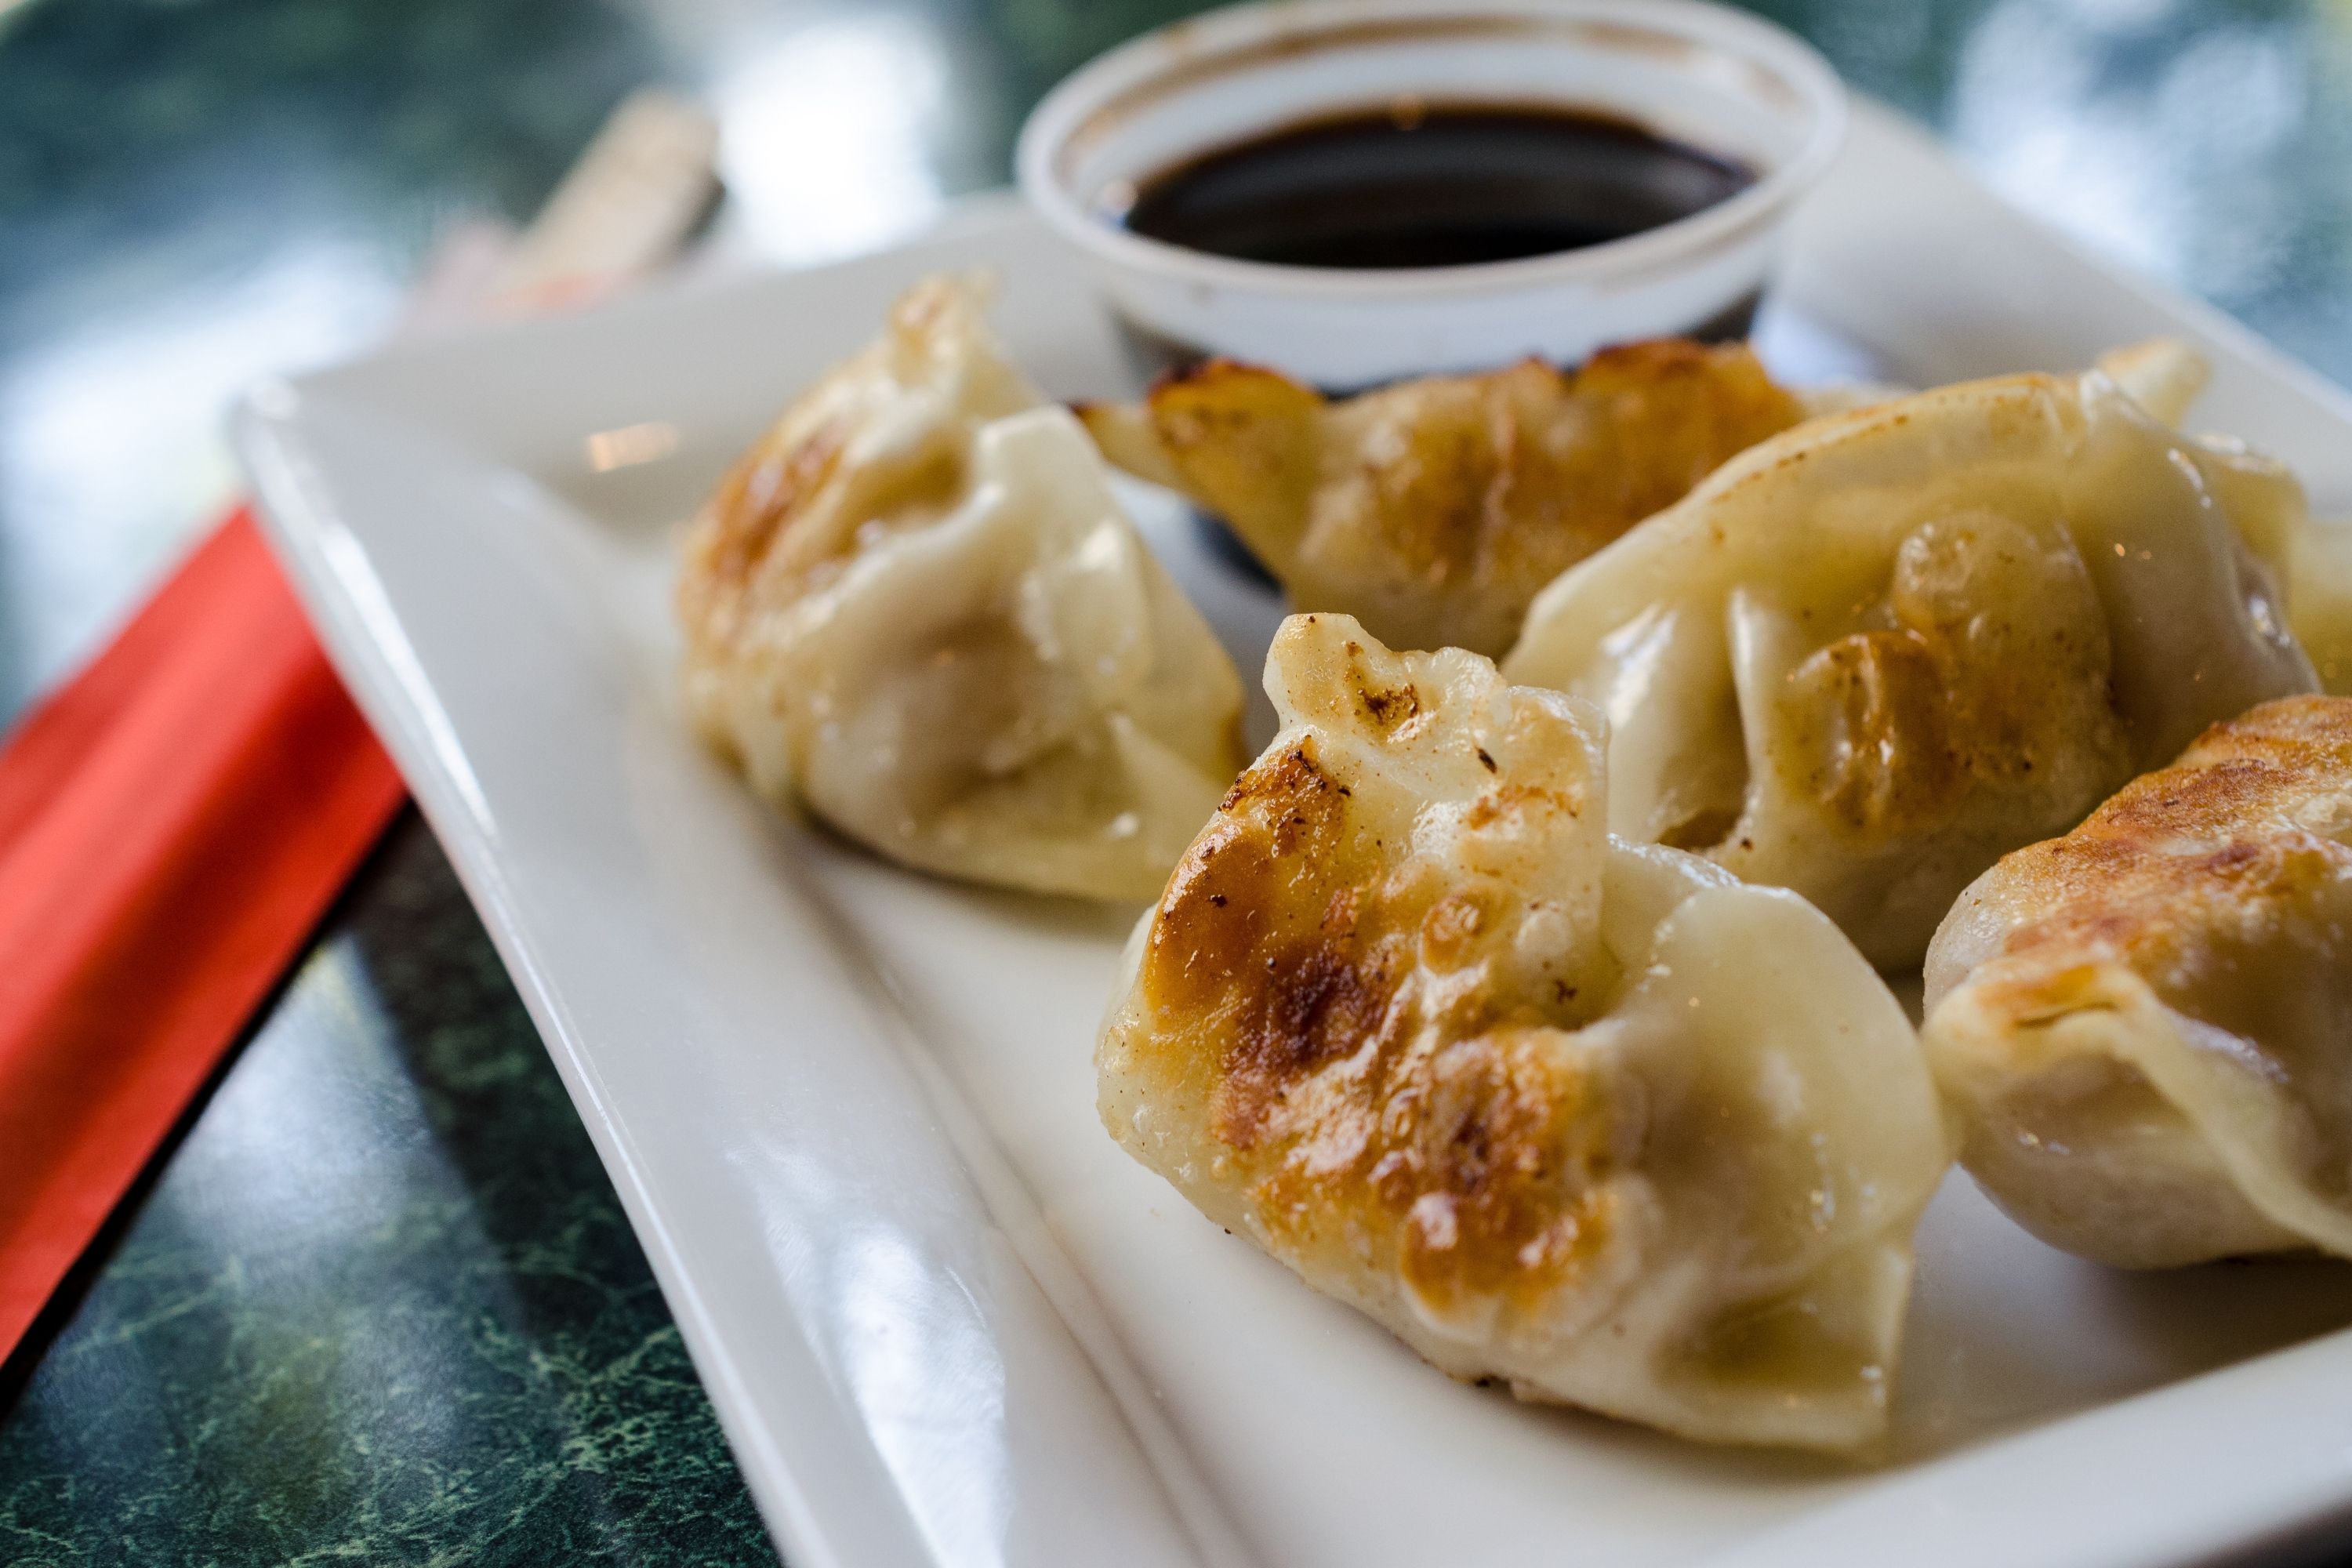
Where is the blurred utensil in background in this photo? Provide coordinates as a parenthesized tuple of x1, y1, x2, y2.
(0, 87, 720, 1368)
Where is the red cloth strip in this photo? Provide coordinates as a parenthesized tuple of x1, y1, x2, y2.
(0, 510, 406, 1359)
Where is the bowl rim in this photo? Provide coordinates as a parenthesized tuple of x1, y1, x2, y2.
(1014, 0, 1848, 301)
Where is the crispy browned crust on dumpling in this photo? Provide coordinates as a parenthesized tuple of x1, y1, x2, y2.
(1955, 695, 2352, 982)
(1924, 695, 2352, 1265)
(1127, 633, 1621, 1313)
(1102, 614, 1947, 1450)
(1077, 341, 1804, 657)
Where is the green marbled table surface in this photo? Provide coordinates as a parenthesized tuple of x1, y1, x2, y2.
(5, 0, 2352, 1562)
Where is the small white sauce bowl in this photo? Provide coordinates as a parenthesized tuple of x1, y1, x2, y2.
(1017, 0, 1846, 387)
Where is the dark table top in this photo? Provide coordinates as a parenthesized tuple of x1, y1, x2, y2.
(5, 1, 2352, 1563)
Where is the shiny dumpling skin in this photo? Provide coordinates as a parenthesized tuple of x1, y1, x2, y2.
(1076, 342, 1805, 659)
(1505, 360, 2317, 968)
(1097, 613, 1947, 1453)
(1924, 696, 2352, 1268)
(677, 274, 1247, 900)
(2085, 338, 2352, 698)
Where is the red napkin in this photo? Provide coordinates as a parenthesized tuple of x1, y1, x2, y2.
(0, 510, 405, 1359)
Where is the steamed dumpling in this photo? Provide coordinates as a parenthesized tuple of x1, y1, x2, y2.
(1505, 355, 2317, 967)
(1098, 613, 1947, 1452)
(1924, 696, 2352, 1268)
(677, 274, 1246, 900)
(1077, 342, 1805, 658)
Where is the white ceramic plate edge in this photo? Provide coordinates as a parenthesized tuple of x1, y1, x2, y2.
(230, 98, 2352, 1568)
(235, 404, 895, 1568)
(234, 394, 1249, 1568)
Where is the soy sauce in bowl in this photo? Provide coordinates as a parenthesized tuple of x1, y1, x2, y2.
(1115, 101, 1755, 272)
(1018, 0, 1845, 384)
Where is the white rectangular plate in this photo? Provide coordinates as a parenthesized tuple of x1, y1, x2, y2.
(238, 103, 2352, 1568)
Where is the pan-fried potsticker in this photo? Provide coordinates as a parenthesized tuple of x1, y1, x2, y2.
(677, 274, 1246, 900)
(1506, 347, 2316, 967)
(1098, 613, 1946, 1452)
(1926, 696, 2352, 1268)
(1079, 341, 1805, 658)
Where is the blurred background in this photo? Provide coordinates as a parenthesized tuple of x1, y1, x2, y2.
(2, 1, 2348, 1563)
(8, 0, 2350, 731)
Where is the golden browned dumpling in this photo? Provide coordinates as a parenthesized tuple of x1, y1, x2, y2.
(1098, 613, 1947, 1452)
(1925, 695, 2352, 1268)
(1506, 354, 2318, 967)
(1076, 342, 1805, 658)
(677, 274, 1245, 900)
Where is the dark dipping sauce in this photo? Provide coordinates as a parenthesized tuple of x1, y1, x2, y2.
(1117, 101, 1755, 271)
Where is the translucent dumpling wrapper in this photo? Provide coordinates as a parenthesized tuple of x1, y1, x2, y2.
(1076, 342, 1806, 659)
(1924, 695, 2352, 1268)
(1097, 613, 1947, 1452)
(1505, 349, 2318, 968)
(2067, 336, 2352, 699)
(677, 274, 1246, 900)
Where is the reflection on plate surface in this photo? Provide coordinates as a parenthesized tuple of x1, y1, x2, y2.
(237, 108, 2352, 1568)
